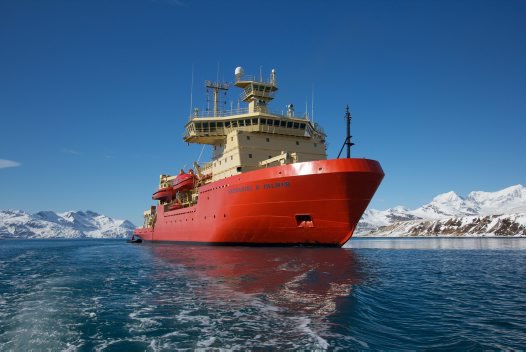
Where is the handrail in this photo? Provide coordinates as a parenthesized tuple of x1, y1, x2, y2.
(188, 108, 310, 120)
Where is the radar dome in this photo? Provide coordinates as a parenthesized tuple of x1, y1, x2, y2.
(235, 66, 244, 76)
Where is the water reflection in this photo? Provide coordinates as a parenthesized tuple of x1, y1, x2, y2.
(147, 245, 364, 318)
(347, 237, 526, 250)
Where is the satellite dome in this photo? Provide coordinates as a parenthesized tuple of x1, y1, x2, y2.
(235, 66, 244, 76)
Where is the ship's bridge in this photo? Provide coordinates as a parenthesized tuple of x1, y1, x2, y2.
(183, 111, 320, 145)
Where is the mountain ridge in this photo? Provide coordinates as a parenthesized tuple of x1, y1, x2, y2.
(0, 209, 135, 239)
(357, 184, 526, 237)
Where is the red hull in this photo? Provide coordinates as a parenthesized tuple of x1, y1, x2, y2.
(134, 158, 383, 247)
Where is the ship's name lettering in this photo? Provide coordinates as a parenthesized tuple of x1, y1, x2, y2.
(262, 181, 290, 190)
(228, 181, 290, 194)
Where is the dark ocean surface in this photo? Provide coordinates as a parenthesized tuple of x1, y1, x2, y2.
(0, 238, 525, 350)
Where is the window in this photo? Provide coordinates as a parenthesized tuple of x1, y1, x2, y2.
(249, 154, 252, 158)
(293, 122, 299, 129)
(225, 121, 231, 127)
(261, 118, 267, 124)
(252, 118, 258, 124)
(273, 120, 280, 126)
(217, 122, 223, 127)
(287, 122, 293, 128)
(266, 138, 270, 142)
(245, 119, 251, 126)
(231, 156, 233, 160)
(300, 123, 306, 129)
(237, 166, 242, 172)
(280, 121, 286, 127)
(247, 136, 250, 140)
(314, 143, 317, 147)
(296, 141, 299, 145)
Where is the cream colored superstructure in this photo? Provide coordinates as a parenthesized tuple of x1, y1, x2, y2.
(183, 67, 327, 182)
(142, 67, 328, 226)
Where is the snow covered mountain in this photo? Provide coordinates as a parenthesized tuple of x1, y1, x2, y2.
(0, 210, 136, 239)
(357, 185, 526, 237)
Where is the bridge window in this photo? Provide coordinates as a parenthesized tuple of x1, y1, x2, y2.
(293, 122, 299, 129)
(296, 141, 300, 145)
(245, 119, 251, 126)
(232, 121, 238, 127)
(300, 123, 306, 129)
(273, 120, 280, 126)
(246, 136, 250, 140)
(266, 138, 270, 142)
(261, 118, 266, 124)
(280, 121, 286, 127)
(217, 122, 223, 127)
(225, 121, 231, 127)
(287, 121, 293, 128)
(252, 118, 258, 124)
(249, 154, 253, 158)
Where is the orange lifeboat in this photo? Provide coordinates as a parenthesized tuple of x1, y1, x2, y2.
(173, 170, 196, 191)
(168, 201, 183, 211)
(152, 187, 174, 202)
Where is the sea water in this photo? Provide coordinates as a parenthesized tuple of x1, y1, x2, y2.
(0, 238, 525, 350)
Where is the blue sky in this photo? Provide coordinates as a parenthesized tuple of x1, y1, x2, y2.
(1, 0, 525, 225)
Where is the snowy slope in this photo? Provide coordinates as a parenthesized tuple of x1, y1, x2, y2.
(0, 210, 135, 239)
(357, 185, 526, 237)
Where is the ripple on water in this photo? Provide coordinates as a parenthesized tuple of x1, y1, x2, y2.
(0, 239, 525, 350)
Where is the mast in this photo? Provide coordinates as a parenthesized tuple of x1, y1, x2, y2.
(345, 105, 352, 158)
(205, 81, 229, 117)
(337, 105, 355, 158)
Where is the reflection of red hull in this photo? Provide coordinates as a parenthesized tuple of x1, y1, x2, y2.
(135, 158, 383, 247)
(148, 245, 363, 298)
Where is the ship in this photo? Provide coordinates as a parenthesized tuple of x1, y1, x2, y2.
(132, 66, 384, 246)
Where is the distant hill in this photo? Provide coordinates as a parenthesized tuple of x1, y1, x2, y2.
(357, 185, 526, 237)
(0, 210, 135, 239)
